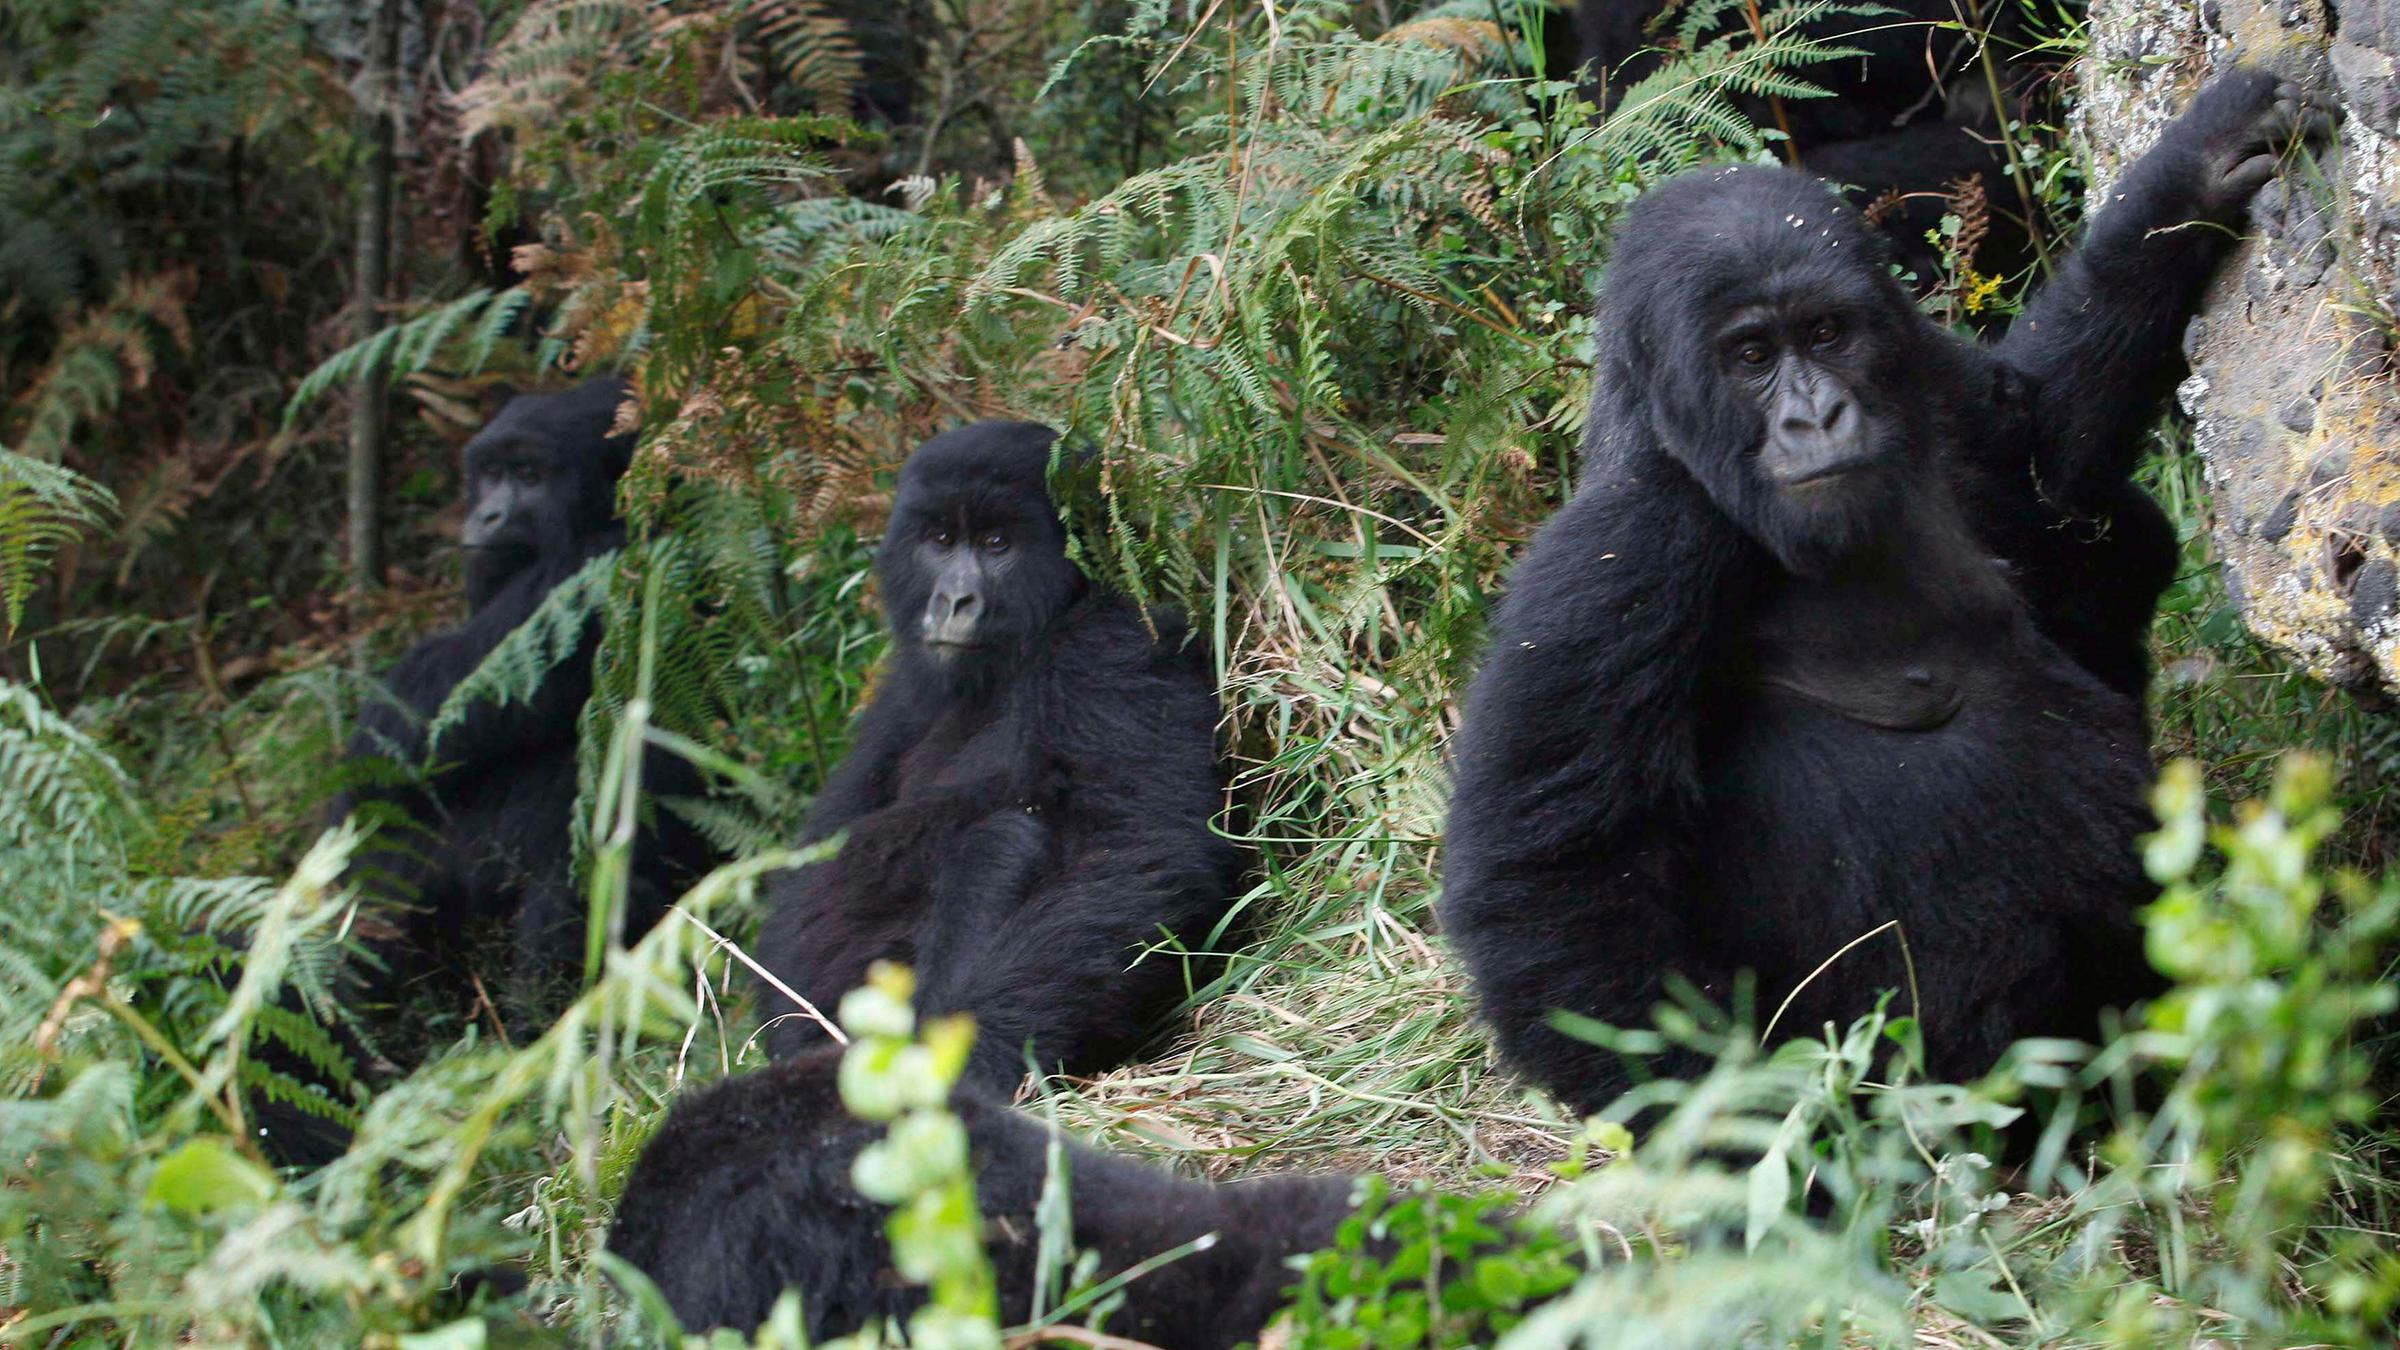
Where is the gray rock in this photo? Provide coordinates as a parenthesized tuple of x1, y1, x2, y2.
(2082, 0, 2400, 691)
(2352, 560, 2398, 623)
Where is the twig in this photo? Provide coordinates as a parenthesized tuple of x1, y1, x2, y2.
(1004, 1328, 1171, 1350)
(466, 971, 515, 1049)
(1759, 918, 1917, 1045)
(671, 905, 847, 1044)
(32, 915, 140, 1072)
(1197, 483, 1441, 547)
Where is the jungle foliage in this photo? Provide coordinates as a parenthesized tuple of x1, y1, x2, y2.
(2, 0, 2397, 1346)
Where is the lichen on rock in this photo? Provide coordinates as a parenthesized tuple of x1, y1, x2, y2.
(2080, 0, 2400, 691)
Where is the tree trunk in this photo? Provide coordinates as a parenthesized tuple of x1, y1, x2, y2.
(346, 0, 403, 594)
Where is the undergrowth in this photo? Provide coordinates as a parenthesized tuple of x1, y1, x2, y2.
(2, 1, 2396, 1347)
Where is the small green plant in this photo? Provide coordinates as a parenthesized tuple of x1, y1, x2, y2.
(827, 962, 1002, 1350)
(1273, 1176, 1579, 1347)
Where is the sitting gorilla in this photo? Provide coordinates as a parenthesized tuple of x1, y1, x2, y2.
(257, 379, 712, 1163)
(1574, 0, 2060, 277)
(754, 422, 1240, 1090)
(608, 1049, 1355, 1344)
(1440, 71, 2324, 1113)
(340, 377, 710, 1015)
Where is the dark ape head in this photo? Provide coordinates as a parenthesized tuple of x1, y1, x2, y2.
(877, 421, 1085, 692)
(1592, 166, 1936, 575)
(459, 377, 637, 607)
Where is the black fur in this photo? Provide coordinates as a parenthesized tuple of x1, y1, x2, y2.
(1574, 0, 2056, 277)
(607, 1049, 1354, 1344)
(256, 379, 711, 1165)
(1439, 71, 2319, 1114)
(754, 422, 1242, 1090)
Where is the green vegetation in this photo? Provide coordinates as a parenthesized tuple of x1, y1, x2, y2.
(1, 0, 2394, 1346)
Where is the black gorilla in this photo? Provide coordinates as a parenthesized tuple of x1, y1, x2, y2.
(257, 380, 712, 1162)
(754, 422, 1240, 1090)
(1439, 71, 2322, 1114)
(1575, 0, 2057, 275)
(608, 1049, 1354, 1344)
(337, 377, 709, 1017)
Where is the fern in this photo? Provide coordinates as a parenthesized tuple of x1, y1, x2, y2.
(750, 0, 865, 116)
(425, 549, 619, 754)
(282, 287, 530, 425)
(455, 0, 655, 140)
(0, 450, 114, 637)
(0, 677, 131, 853)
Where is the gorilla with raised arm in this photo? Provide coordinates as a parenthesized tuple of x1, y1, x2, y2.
(608, 1048, 1355, 1344)
(1439, 70, 2326, 1114)
(754, 422, 1241, 1090)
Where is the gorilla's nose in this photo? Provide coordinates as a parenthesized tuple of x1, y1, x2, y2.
(1768, 398, 1870, 486)
(1780, 396, 1852, 438)
(925, 588, 983, 646)
(463, 509, 506, 546)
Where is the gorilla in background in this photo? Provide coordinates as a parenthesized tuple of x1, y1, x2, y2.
(1574, 0, 2060, 277)
(608, 1049, 1355, 1344)
(1440, 71, 2325, 1114)
(754, 422, 1241, 1091)
(254, 378, 711, 1163)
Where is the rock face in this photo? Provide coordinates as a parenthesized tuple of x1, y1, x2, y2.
(2080, 0, 2400, 692)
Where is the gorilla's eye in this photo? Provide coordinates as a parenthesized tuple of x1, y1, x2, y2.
(1736, 340, 1773, 368)
(513, 465, 542, 486)
(979, 529, 1009, 553)
(928, 526, 957, 547)
(1810, 318, 1843, 348)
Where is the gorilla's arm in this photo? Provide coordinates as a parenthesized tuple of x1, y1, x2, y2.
(351, 543, 616, 781)
(916, 619, 1237, 1090)
(796, 672, 945, 844)
(1993, 69, 2312, 510)
(607, 1050, 1354, 1346)
(1438, 449, 1744, 1112)
(751, 789, 1007, 1057)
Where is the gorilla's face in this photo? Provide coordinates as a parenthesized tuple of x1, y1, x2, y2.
(877, 422, 1085, 690)
(1698, 272, 1918, 572)
(1594, 166, 1935, 578)
(458, 379, 635, 607)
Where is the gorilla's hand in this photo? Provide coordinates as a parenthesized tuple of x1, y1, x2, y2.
(2176, 67, 2335, 218)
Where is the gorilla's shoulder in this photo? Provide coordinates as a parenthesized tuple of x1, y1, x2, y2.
(1048, 592, 1205, 676)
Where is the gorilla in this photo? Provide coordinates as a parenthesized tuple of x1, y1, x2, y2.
(754, 422, 1241, 1091)
(1575, 0, 2059, 276)
(254, 378, 711, 1163)
(338, 377, 711, 1016)
(608, 1048, 1355, 1344)
(1439, 70, 2324, 1114)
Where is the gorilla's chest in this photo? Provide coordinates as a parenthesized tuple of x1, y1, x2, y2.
(891, 702, 1058, 809)
(1702, 571, 2156, 935)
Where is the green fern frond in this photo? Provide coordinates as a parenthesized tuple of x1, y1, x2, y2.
(425, 549, 619, 754)
(0, 676, 132, 853)
(0, 449, 115, 636)
(283, 287, 528, 425)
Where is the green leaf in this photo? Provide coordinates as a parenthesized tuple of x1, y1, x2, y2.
(145, 1137, 276, 1217)
(397, 1319, 489, 1350)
